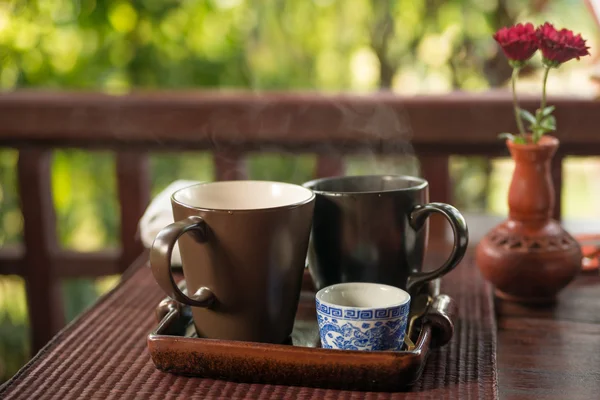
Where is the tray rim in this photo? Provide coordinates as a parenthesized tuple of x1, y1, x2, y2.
(147, 306, 431, 362)
(145, 293, 456, 391)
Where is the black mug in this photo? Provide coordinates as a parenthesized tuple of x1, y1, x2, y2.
(303, 175, 469, 295)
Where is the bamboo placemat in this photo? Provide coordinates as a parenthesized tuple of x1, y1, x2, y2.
(0, 253, 497, 399)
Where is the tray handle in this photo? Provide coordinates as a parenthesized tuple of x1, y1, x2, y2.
(423, 294, 457, 348)
(156, 280, 187, 322)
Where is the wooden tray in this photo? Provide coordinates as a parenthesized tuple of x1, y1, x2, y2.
(147, 286, 457, 392)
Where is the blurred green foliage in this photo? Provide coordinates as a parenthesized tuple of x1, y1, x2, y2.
(1, 0, 546, 91)
(0, 0, 597, 383)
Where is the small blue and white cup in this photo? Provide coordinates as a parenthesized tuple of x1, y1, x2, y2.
(315, 282, 411, 351)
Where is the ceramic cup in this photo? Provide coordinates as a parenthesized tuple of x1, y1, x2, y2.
(150, 181, 315, 344)
(303, 175, 469, 296)
(316, 282, 411, 351)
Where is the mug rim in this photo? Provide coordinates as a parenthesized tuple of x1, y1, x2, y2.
(171, 180, 315, 212)
(303, 174, 428, 196)
(316, 282, 411, 311)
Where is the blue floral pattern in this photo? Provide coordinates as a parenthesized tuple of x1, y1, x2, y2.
(316, 299, 410, 320)
(315, 300, 410, 351)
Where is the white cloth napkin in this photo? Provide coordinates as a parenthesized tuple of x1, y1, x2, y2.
(138, 180, 202, 266)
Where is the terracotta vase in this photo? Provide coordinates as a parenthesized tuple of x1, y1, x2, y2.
(476, 135, 582, 304)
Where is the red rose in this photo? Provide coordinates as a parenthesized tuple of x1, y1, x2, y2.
(536, 22, 590, 66)
(493, 23, 538, 65)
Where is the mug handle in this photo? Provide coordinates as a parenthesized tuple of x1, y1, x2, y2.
(406, 203, 469, 292)
(150, 215, 216, 308)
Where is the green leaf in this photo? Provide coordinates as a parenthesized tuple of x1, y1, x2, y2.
(518, 108, 537, 125)
(532, 125, 544, 134)
(545, 115, 556, 126)
(540, 116, 556, 131)
(512, 136, 527, 145)
(541, 106, 555, 117)
(498, 133, 515, 141)
(538, 115, 556, 131)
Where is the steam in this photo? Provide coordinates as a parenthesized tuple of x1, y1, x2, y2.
(198, 94, 419, 182)
(329, 97, 419, 178)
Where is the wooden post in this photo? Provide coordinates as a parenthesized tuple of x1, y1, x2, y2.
(18, 149, 64, 353)
(315, 154, 345, 178)
(214, 150, 247, 180)
(116, 151, 150, 272)
(419, 155, 451, 242)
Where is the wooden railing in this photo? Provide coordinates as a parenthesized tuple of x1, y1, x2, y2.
(1, 90, 599, 353)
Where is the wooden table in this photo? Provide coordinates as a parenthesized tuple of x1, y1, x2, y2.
(496, 272, 600, 400)
(425, 214, 600, 399)
(468, 214, 600, 399)
(1, 215, 600, 399)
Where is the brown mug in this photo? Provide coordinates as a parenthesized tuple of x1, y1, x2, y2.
(150, 181, 315, 344)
